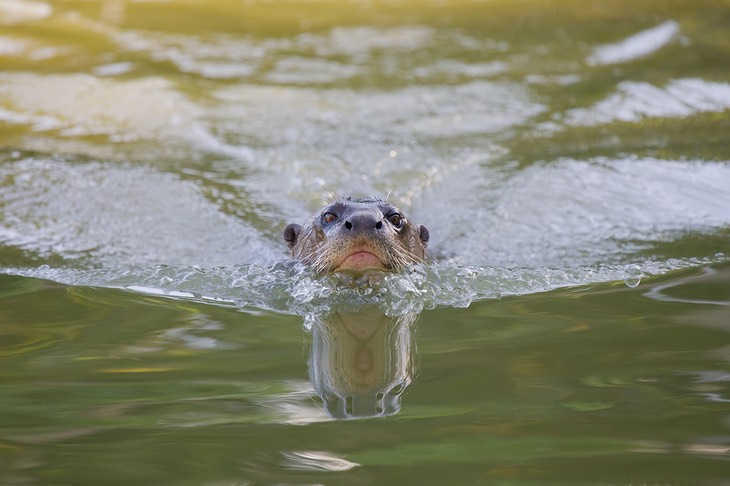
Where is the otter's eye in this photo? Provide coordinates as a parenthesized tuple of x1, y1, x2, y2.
(387, 213, 403, 228)
(322, 212, 337, 224)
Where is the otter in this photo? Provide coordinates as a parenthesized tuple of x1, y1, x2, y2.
(283, 197, 429, 274)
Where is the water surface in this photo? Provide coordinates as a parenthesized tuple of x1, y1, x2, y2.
(1, 0, 729, 483)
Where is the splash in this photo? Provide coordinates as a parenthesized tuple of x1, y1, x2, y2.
(4, 255, 727, 316)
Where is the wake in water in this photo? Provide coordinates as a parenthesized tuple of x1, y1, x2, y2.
(1, 152, 728, 314)
(4, 255, 727, 316)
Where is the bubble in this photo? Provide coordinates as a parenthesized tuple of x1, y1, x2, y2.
(291, 277, 316, 303)
(623, 264, 643, 288)
(388, 276, 419, 299)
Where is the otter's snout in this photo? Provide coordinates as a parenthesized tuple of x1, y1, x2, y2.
(282, 196, 428, 274)
(343, 211, 383, 235)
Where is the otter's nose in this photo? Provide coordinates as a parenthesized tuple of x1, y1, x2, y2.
(344, 212, 383, 233)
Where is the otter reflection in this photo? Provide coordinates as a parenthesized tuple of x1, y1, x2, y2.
(306, 304, 419, 420)
(283, 196, 428, 419)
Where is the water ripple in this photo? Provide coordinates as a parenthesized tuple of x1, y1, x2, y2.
(0, 158, 278, 267)
(565, 78, 730, 126)
(587, 20, 680, 66)
(0, 0, 52, 25)
(4, 255, 728, 316)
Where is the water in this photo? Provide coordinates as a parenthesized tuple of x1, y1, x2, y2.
(1, 0, 730, 483)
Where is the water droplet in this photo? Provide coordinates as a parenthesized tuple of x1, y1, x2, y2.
(623, 264, 642, 288)
(389, 150, 397, 158)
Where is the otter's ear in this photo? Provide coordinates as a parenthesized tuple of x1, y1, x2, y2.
(283, 223, 302, 251)
(418, 225, 430, 248)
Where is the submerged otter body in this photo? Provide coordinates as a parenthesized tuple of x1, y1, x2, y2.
(283, 197, 429, 274)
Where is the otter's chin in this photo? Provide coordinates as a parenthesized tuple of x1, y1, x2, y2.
(335, 251, 387, 273)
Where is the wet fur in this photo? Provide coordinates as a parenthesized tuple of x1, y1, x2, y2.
(284, 197, 429, 273)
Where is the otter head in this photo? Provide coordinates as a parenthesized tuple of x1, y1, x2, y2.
(283, 197, 430, 274)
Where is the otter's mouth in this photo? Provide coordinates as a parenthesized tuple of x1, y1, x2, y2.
(335, 250, 387, 273)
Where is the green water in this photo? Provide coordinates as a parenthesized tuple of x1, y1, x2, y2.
(2, 0, 730, 483)
(1, 267, 729, 484)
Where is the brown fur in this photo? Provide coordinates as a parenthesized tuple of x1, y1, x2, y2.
(283, 197, 429, 274)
